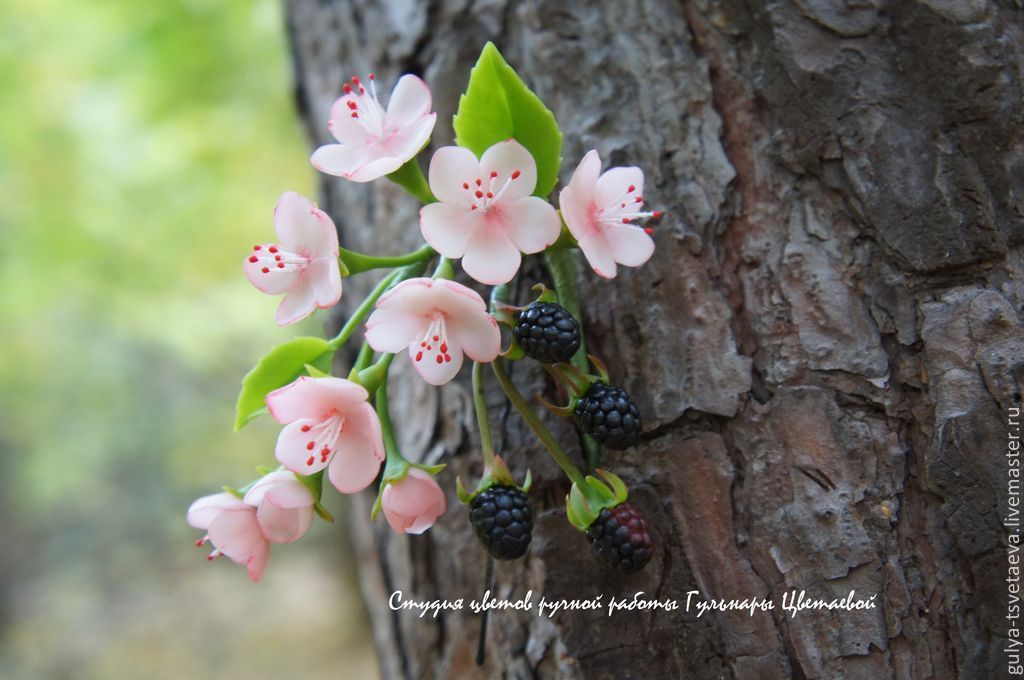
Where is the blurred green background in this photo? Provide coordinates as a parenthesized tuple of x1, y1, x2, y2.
(0, 0, 377, 677)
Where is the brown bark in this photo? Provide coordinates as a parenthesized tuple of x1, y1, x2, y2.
(285, 1, 1023, 677)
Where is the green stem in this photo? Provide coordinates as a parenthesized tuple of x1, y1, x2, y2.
(543, 248, 600, 469)
(472, 361, 495, 468)
(340, 245, 434, 275)
(386, 156, 435, 204)
(352, 341, 375, 374)
(374, 360, 407, 474)
(326, 260, 428, 352)
(491, 357, 586, 488)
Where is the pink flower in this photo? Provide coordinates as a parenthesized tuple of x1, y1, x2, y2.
(364, 278, 500, 385)
(558, 150, 658, 278)
(244, 192, 342, 326)
(243, 471, 315, 544)
(311, 74, 436, 182)
(419, 140, 561, 285)
(266, 376, 385, 494)
(188, 493, 270, 582)
(382, 468, 447, 534)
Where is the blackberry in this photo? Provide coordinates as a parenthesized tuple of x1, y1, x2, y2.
(586, 503, 653, 573)
(574, 383, 642, 449)
(470, 486, 533, 560)
(513, 301, 581, 364)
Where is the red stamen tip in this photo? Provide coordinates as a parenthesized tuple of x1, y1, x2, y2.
(347, 101, 357, 110)
(644, 228, 654, 235)
(277, 262, 285, 268)
(653, 211, 662, 218)
(195, 538, 204, 547)
(351, 112, 359, 118)
(622, 218, 630, 223)
(268, 246, 278, 253)
(435, 355, 443, 364)
(628, 185, 636, 192)
(261, 267, 270, 273)
(306, 441, 315, 450)
(275, 255, 282, 261)
(475, 190, 483, 198)
(306, 456, 315, 466)
(475, 178, 482, 186)
(343, 84, 352, 94)
(490, 171, 498, 178)
(486, 192, 493, 198)
(415, 351, 423, 362)
(206, 555, 215, 561)
(471, 205, 478, 210)
(248, 255, 258, 263)
(352, 76, 360, 84)
(253, 245, 262, 250)
(463, 183, 469, 189)
(368, 73, 375, 80)
(301, 424, 311, 432)
(511, 170, 521, 179)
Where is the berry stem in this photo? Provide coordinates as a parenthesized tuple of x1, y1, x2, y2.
(472, 361, 496, 468)
(339, 244, 434, 275)
(386, 155, 436, 204)
(373, 357, 408, 476)
(475, 555, 494, 667)
(491, 357, 587, 488)
(543, 249, 601, 469)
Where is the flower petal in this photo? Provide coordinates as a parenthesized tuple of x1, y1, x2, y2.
(382, 468, 446, 534)
(594, 166, 644, 211)
(310, 143, 372, 178)
(431, 281, 500, 362)
(207, 507, 265, 565)
(274, 192, 339, 257)
(328, 430, 383, 493)
(346, 401, 386, 462)
(265, 376, 369, 424)
(246, 540, 270, 582)
(604, 223, 655, 268)
(568, 149, 602, 195)
(461, 227, 521, 285)
(307, 257, 342, 309)
(365, 307, 427, 353)
(419, 202, 479, 258)
(187, 493, 248, 530)
(275, 419, 332, 474)
(559, 150, 602, 243)
(385, 75, 433, 129)
(243, 471, 313, 509)
(576, 233, 618, 279)
(497, 196, 561, 254)
(327, 95, 371, 145)
(256, 501, 313, 544)
(428, 146, 481, 204)
(244, 244, 301, 295)
(343, 153, 406, 183)
(480, 139, 537, 201)
(275, 283, 317, 326)
(408, 335, 464, 385)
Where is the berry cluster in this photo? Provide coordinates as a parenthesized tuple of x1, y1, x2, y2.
(586, 503, 653, 573)
(470, 486, 533, 560)
(513, 301, 581, 364)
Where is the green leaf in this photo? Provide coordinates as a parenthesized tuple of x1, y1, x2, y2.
(453, 42, 563, 198)
(234, 337, 333, 430)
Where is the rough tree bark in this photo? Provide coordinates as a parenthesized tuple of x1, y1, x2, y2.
(285, 1, 1023, 678)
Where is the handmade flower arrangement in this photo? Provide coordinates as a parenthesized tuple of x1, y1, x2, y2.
(188, 43, 664, 584)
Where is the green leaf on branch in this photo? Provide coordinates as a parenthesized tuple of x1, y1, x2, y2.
(234, 337, 333, 431)
(453, 42, 563, 198)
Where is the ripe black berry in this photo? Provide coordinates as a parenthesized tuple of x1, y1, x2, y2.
(574, 383, 642, 449)
(470, 486, 533, 560)
(513, 301, 581, 364)
(586, 503, 652, 573)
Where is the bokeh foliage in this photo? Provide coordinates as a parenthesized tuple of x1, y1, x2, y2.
(0, 0, 375, 676)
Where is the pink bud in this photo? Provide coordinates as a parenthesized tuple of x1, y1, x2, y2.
(243, 471, 315, 544)
(381, 468, 447, 534)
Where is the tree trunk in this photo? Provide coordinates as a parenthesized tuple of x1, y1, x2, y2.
(285, 1, 1022, 677)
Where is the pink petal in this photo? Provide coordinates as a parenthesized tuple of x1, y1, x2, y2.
(274, 192, 339, 257)
(385, 75, 433, 129)
(187, 493, 248, 530)
(432, 281, 500, 362)
(461, 227, 521, 285)
(559, 150, 602, 243)
(419, 202, 479, 258)
(311, 143, 372, 178)
(207, 507, 266, 565)
(594, 166, 644, 211)
(577, 233, 618, 279)
(243, 471, 313, 509)
(256, 501, 313, 544)
(275, 419, 332, 474)
(307, 257, 342, 309)
(327, 430, 383, 494)
(327, 95, 371, 145)
(479, 139, 537, 201)
(246, 540, 270, 582)
(265, 376, 369, 424)
(496, 196, 561, 254)
(275, 283, 317, 326)
(428, 146, 481, 204)
(344, 153, 407, 183)
(346, 401, 386, 462)
(568, 150, 602, 195)
(408, 336, 464, 385)
(244, 243, 300, 295)
(373, 277, 436, 315)
(382, 469, 446, 534)
(365, 307, 427, 353)
(604, 223, 655, 268)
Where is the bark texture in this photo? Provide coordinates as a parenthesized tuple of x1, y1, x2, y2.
(285, 1, 1024, 677)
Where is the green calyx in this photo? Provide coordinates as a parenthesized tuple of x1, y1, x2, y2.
(537, 354, 611, 416)
(456, 454, 532, 505)
(564, 469, 629, 532)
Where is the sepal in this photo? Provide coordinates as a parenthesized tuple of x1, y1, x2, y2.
(457, 454, 531, 505)
(564, 471, 630, 532)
